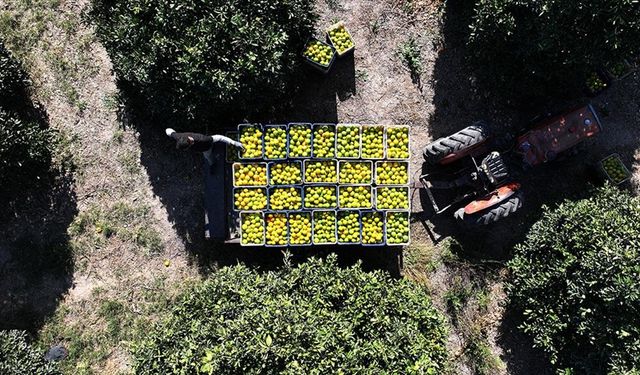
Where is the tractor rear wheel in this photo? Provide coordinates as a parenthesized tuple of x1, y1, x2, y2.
(423, 121, 490, 165)
(454, 191, 523, 226)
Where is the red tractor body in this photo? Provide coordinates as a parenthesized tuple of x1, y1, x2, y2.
(516, 105, 602, 166)
(421, 104, 602, 225)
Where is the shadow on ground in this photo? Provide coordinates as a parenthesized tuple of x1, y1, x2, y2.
(0, 109, 77, 331)
(117, 52, 400, 276)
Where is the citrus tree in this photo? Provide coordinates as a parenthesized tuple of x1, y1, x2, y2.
(0, 42, 52, 202)
(468, 0, 640, 101)
(0, 330, 60, 375)
(90, 0, 316, 128)
(132, 256, 448, 374)
(508, 186, 640, 373)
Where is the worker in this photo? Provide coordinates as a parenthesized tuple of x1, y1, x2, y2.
(165, 128, 244, 165)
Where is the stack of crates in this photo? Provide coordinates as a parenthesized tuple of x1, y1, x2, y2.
(228, 123, 411, 247)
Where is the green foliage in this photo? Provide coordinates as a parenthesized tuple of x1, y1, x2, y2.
(508, 186, 640, 373)
(468, 0, 640, 101)
(89, 0, 317, 128)
(132, 255, 448, 374)
(399, 37, 423, 84)
(0, 42, 52, 201)
(0, 330, 60, 375)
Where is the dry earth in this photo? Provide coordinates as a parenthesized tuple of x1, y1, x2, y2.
(1, 0, 639, 374)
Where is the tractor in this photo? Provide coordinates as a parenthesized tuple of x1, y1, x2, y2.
(420, 104, 603, 225)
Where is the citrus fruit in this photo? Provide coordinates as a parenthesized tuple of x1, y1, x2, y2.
(336, 124, 360, 158)
(265, 213, 288, 246)
(264, 126, 287, 159)
(304, 186, 337, 208)
(313, 211, 336, 244)
(234, 188, 267, 210)
(241, 212, 264, 245)
(376, 161, 409, 185)
(234, 163, 267, 186)
(239, 125, 263, 159)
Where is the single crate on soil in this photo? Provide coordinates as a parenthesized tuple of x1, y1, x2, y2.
(600, 153, 631, 185)
(264, 124, 288, 160)
(584, 71, 609, 97)
(240, 212, 265, 246)
(237, 124, 264, 160)
(312, 210, 337, 245)
(326, 21, 355, 56)
(233, 162, 268, 187)
(302, 39, 336, 73)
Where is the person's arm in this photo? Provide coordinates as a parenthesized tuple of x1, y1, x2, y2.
(211, 134, 244, 149)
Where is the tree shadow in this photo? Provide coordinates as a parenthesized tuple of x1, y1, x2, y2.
(0, 110, 77, 332)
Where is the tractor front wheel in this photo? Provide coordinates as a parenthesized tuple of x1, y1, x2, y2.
(454, 190, 523, 226)
(423, 121, 491, 165)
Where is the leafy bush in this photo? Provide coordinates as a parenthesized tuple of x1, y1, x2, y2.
(508, 186, 640, 373)
(468, 0, 640, 101)
(0, 330, 60, 375)
(90, 0, 317, 128)
(0, 42, 52, 200)
(132, 256, 448, 374)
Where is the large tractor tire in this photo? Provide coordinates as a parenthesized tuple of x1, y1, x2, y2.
(454, 190, 523, 226)
(423, 121, 491, 165)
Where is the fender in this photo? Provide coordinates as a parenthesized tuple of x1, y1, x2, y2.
(439, 140, 489, 165)
(464, 182, 521, 215)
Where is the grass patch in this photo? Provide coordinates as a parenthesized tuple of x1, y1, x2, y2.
(399, 36, 423, 86)
(465, 325, 505, 375)
(443, 276, 473, 325)
(118, 150, 141, 175)
(69, 201, 163, 255)
(37, 275, 185, 374)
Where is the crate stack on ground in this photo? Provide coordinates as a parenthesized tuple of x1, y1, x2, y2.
(230, 123, 411, 247)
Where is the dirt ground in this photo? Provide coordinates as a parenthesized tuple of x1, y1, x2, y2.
(1, 0, 639, 373)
